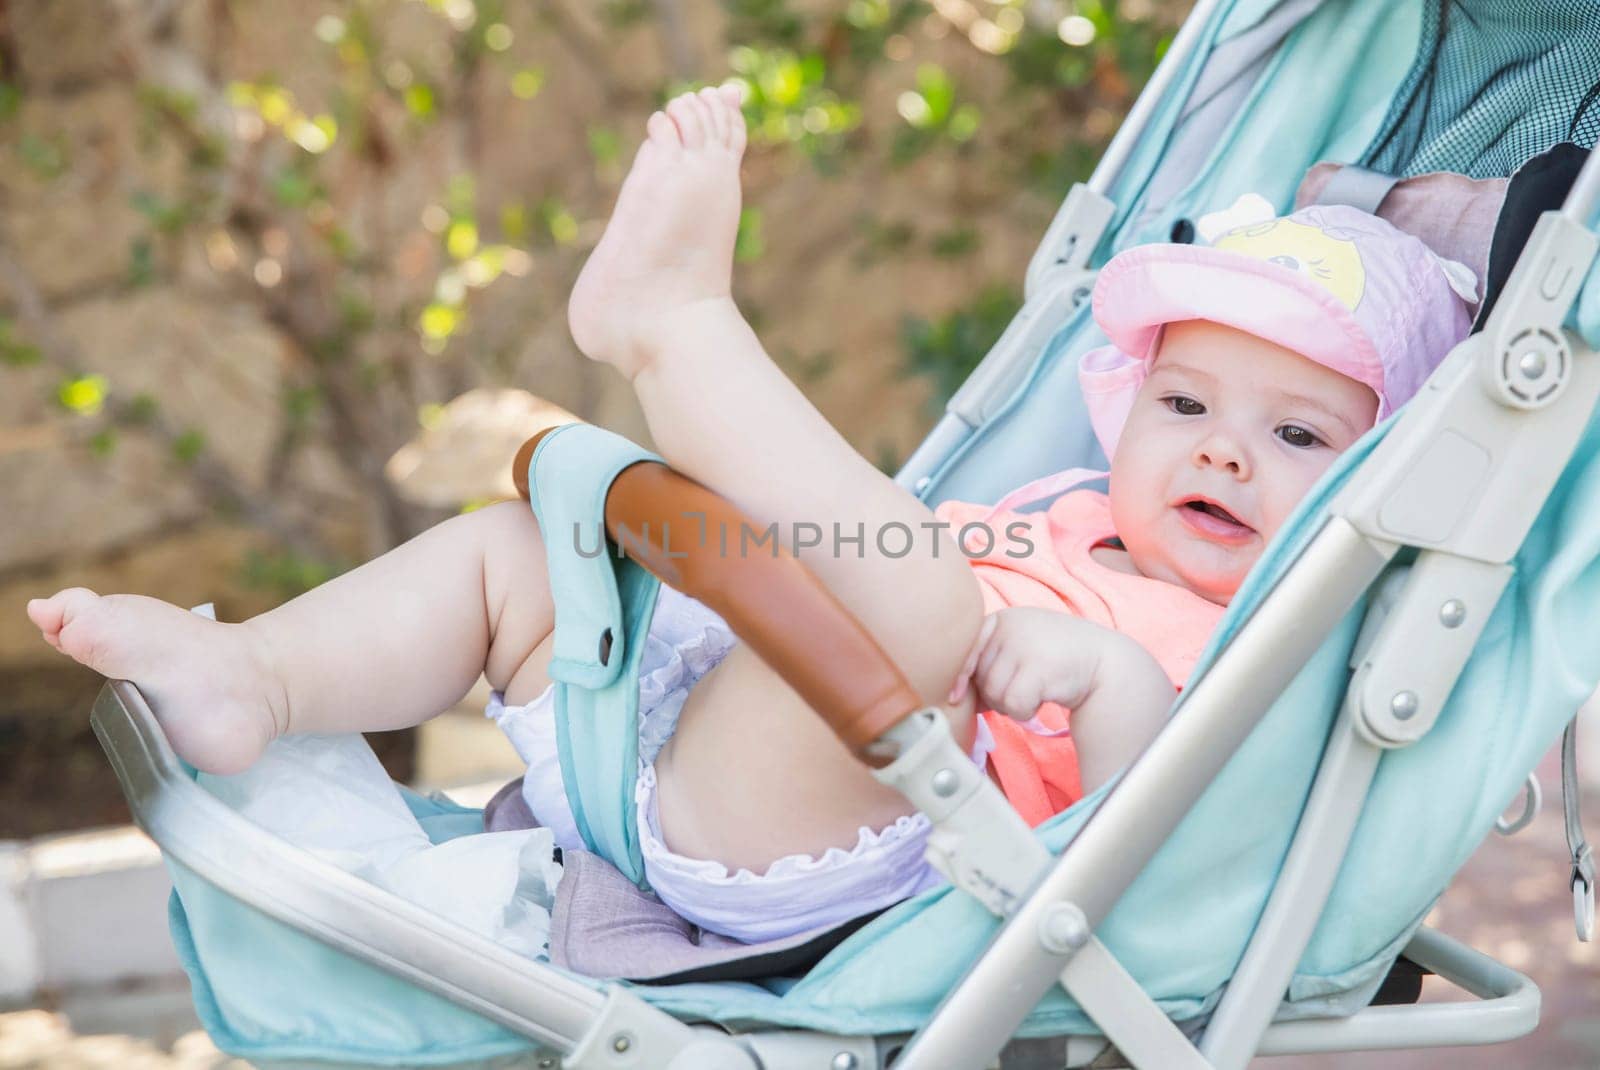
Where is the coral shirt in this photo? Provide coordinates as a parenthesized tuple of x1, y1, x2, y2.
(933, 490, 1226, 826)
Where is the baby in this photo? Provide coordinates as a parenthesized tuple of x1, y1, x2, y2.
(27, 88, 1473, 944)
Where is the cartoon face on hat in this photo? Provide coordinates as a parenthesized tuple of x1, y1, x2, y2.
(1079, 196, 1478, 459)
(1213, 216, 1366, 310)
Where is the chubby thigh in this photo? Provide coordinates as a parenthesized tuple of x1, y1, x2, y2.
(652, 641, 978, 875)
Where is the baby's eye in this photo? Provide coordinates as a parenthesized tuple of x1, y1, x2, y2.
(1163, 396, 1205, 416)
(1277, 424, 1324, 449)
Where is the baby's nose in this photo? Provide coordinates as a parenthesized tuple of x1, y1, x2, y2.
(1193, 435, 1251, 478)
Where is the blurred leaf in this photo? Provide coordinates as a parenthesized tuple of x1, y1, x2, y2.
(404, 83, 437, 118)
(131, 191, 189, 233)
(256, 86, 294, 125)
(511, 67, 546, 100)
(854, 217, 915, 266)
(587, 125, 622, 170)
(17, 133, 67, 179)
(0, 319, 40, 366)
(846, 0, 892, 29)
(930, 226, 979, 258)
(725, 0, 805, 47)
(242, 548, 345, 599)
(271, 167, 319, 207)
(57, 374, 109, 416)
(88, 428, 118, 458)
(125, 393, 160, 424)
(540, 199, 579, 245)
(127, 238, 156, 287)
(600, 0, 649, 26)
(734, 208, 765, 263)
(483, 22, 514, 51)
(338, 292, 376, 333)
(500, 202, 529, 241)
(901, 287, 1023, 410)
(283, 384, 322, 428)
(171, 428, 206, 464)
(729, 45, 861, 162)
(445, 219, 479, 260)
(419, 302, 462, 340)
(0, 82, 20, 123)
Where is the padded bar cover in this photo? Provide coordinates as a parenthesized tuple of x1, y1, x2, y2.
(515, 429, 924, 761)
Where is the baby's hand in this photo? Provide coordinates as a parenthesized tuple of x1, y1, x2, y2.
(948, 607, 1122, 721)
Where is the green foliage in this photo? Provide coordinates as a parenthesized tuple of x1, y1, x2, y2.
(0, 320, 41, 367)
(892, 63, 981, 164)
(734, 208, 766, 263)
(127, 237, 156, 287)
(0, 81, 20, 123)
(16, 133, 68, 179)
(901, 286, 1023, 410)
(131, 191, 191, 234)
(724, 0, 806, 48)
(171, 428, 206, 464)
(241, 548, 346, 600)
(730, 46, 861, 158)
(930, 225, 979, 259)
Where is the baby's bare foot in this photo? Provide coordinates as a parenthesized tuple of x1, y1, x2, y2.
(28, 588, 285, 775)
(568, 85, 747, 379)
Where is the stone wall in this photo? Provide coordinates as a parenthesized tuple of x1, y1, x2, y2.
(0, 0, 1112, 748)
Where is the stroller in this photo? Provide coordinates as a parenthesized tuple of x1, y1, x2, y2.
(89, 0, 1600, 1066)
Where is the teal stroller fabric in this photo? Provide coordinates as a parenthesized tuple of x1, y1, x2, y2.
(159, 0, 1600, 1062)
(524, 424, 667, 885)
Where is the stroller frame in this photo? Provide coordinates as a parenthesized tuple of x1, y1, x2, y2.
(91, 3, 1600, 1065)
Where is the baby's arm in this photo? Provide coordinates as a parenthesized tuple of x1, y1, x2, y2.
(949, 607, 1177, 792)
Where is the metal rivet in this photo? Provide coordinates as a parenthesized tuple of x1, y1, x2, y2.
(611, 1033, 632, 1053)
(1038, 902, 1090, 954)
(832, 1053, 860, 1070)
(598, 627, 613, 666)
(1391, 691, 1419, 720)
(931, 768, 960, 797)
(913, 476, 932, 494)
(536, 1059, 556, 1069)
(1439, 599, 1466, 629)
(1519, 350, 1548, 379)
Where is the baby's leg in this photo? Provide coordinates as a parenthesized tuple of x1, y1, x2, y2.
(27, 502, 556, 775)
(570, 88, 981, 716)
(570, 89, 985, 869)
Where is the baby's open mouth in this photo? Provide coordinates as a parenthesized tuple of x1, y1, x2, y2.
(1177, 497, 1255, 538)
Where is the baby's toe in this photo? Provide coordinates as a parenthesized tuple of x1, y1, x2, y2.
(697, 87, 729, 144)
(666, 94, 706, 148)
(29, 587, 96, 640)
(646, 109, 679, 147)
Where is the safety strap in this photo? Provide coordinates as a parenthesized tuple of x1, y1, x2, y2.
(1563, 720, 1594, 941)
(981, 467, 1109, 522)
(1312, 164, 1402, 215)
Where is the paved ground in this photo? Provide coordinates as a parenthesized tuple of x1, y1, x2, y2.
(3, 742, 1597, 1068)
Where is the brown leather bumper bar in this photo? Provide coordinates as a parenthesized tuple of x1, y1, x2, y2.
(514, 428, 924, 762)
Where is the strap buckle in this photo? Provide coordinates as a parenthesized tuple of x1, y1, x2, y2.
(1564, 720, 1594, 941)
(1572, 844, 1595, 943)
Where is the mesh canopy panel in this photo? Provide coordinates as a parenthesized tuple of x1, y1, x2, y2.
(1362, 0, 1600, 179)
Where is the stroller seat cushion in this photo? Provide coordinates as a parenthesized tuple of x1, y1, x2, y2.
(551, 848, 887, 984)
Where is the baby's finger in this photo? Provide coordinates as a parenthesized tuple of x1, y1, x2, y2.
(949, 615, 996, 702)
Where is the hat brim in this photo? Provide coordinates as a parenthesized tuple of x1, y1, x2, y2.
(1091, 244, 1387, 417)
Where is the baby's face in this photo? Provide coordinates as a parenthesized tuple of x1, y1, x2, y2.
(1109, 319, 1378, 605)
